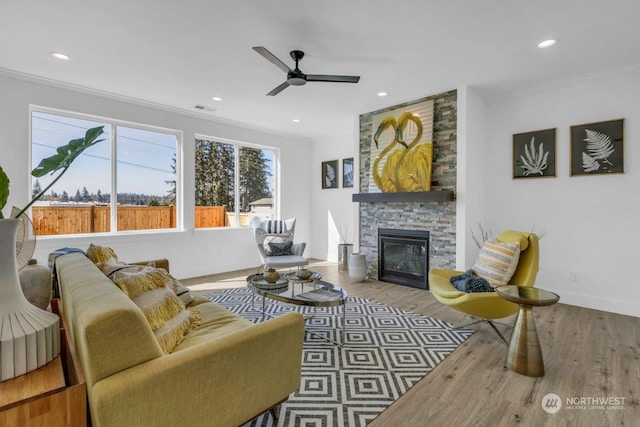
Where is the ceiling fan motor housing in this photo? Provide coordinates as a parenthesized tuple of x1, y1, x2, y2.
(287, 71, 306, 86)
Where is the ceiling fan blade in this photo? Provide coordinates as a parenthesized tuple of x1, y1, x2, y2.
(306, 74, 360, 83)
(252, 46, 292, 73)
(267, 81, 290, 96)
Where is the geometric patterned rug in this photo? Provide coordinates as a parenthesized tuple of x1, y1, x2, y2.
(205, 287, 473, 427)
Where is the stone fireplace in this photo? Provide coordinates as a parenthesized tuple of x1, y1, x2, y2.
(356, 90, 457, 282)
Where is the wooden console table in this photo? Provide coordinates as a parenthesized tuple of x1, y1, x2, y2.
(0, 299, 86, 426)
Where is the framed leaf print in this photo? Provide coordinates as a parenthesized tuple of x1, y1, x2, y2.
(513, 128, 556, 178)
(321, 159, 339, 189)
(570, 119, 624, 176)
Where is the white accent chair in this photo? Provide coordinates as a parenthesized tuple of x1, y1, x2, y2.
(251, 217, 308, 271)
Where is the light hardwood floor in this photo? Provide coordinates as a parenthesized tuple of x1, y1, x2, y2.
(182, 260, 639, 427)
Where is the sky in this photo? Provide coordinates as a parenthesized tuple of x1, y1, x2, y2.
(32, 111, 177, 198)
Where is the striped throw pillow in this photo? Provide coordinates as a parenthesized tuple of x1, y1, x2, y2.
(472, 238, 521, 287)
(264, 220, 286, 234)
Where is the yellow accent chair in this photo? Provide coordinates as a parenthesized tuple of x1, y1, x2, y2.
(428, 230, 539, 343)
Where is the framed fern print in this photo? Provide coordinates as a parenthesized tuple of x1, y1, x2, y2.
(513, 128, 556, 178)
(570, 119, 624, 176)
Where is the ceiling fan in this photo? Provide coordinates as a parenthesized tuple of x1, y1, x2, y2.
(252, 46, 360, 96)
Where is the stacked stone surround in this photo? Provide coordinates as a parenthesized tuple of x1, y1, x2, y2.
(358, 90, 457, 280)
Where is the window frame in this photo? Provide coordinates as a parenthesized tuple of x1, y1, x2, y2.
(194, 133, 279, 229)
(29, 105, 183, 236)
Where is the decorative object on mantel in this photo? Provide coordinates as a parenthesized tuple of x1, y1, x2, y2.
(369, 99, 434, 193)
(570, 118, 624, 176)
(348, 253, 368, 282)
(321, 159, 338, 189)
(342, 158, 354, 188)
(0, 125, 104, 381)
(513, 128, 556, 179)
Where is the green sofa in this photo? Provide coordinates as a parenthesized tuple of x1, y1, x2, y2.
(55, 252, 305, 427)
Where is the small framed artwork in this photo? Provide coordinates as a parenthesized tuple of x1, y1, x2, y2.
(321, 159, 339, 189)
(342, 158, 354, 188)
(570, 118, 624, 176)
(513, 128, 556, 178)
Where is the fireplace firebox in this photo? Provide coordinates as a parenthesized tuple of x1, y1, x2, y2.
(378, 228, 429, 290)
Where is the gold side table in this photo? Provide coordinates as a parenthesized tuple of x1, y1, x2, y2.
(495, 285, 560, 377)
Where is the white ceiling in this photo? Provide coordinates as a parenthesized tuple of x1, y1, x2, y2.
(2, 0, 639, 142)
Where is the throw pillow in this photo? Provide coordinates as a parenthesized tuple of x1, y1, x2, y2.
(263, 233, 293, 256)
(264, 220, 286, 234)
(87, 243, 119, 264)
(266, 241, 293, 256)
(113, 266, 198, 354)
(472, 238, 521, 287)
(164, 272, 195, 305)
(450, 269, 494, 293)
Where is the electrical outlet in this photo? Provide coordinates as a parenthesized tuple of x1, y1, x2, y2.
(569, 272, 580, 282)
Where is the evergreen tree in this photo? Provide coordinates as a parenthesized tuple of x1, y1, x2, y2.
(165, 153, 176, 205)
(32, 179, 42, 199)
(81, 186, 90, 202)
(195, 139, 235, 210)
(73, 189, 82, 202)
(239, 147, 272, 212)
(61, 191, 69, 202)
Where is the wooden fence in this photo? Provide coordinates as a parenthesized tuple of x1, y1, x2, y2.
(31, 205, 231, 236)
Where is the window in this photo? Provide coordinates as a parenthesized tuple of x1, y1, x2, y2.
(194, 137, 275, 228)
(31, 109, 179, 236)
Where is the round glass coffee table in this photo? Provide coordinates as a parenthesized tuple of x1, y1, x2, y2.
(247, 273, 348, 345)
(496, 285, 560, 377)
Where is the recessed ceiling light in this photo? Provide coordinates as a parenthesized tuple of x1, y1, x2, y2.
(377, 92, 388, 97)
(292, 119, 301, 123)
(211, 96, 222, 101)
(537, 39, 557, 49)
(50, 52, 70, 61)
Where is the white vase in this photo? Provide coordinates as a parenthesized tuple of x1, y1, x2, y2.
(0, 218, 60, 381)
(348, 253, 368, 282)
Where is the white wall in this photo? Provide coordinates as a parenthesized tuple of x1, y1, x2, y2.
(456, 86, 486, 269)
(483, 67, 640, 317)
(309, 117, 359, 262)
(0, 71, 312, 279)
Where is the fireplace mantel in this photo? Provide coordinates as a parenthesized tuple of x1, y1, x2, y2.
(352, 190, 454, 203)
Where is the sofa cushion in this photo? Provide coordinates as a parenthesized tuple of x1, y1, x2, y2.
(472, 238, 521, 287)
(173, 300, 253, 352)
(113, 266, 197, 354)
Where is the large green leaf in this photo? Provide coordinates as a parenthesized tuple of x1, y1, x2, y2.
(32, 126, 105, 177)
(0, 166, 9, 218)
